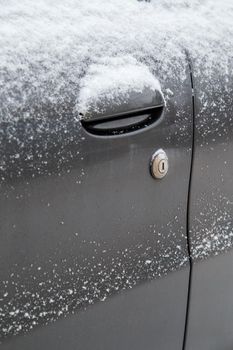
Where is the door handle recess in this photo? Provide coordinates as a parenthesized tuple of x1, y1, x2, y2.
(80, 87, 164, 136)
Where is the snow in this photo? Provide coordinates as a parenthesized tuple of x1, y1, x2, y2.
(0, 0, 233, 123)
(191, 191, 233, 260)
(76, 56, 163, 118)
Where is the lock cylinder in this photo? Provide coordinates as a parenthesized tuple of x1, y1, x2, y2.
(150, 149, 168, 179)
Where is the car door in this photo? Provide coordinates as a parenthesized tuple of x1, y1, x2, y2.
(0, 54, 193, 349)
(184, 51, 233, 349)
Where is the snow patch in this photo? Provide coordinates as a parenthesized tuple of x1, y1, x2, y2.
(0, 0, 233, 122)
(77, 56, 162, 117)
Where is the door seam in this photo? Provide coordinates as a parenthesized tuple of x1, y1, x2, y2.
(182, 52, 196, 350)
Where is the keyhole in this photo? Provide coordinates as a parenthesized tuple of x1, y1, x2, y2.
(159, 159, 166, 174)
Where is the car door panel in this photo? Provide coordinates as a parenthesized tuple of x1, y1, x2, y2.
(185, 61, 233, 349)
(1, 269, 188, 350)
(0, 64, 193, 349)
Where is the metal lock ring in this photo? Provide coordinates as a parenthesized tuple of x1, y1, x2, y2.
(150, 149, 168, 179)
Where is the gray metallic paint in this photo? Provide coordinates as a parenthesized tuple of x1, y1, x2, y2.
(1, 269, 189, 350)
(185, 61, 233, 349)
(0, 66, 193, 349)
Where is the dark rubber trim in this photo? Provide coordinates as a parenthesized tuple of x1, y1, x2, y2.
(182, 52, 196, 350)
